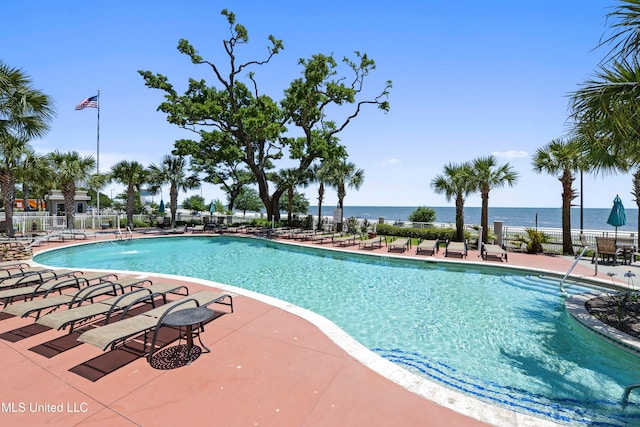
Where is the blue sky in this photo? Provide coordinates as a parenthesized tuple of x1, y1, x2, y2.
(3, 0, 626, 209)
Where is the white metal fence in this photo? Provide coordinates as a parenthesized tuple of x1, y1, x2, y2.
(5, 212, 635, 255)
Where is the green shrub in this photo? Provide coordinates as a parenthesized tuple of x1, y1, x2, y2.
(345, 216, 359, 233)
(303, 215, 314, 230)
(251, 218, 283, 228)
(133, 218, 150, 228)
(408, 206, 436, 223)
(515, 228, 549, 254)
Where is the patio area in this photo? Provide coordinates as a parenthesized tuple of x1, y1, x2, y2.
(0, 231, 632, 426)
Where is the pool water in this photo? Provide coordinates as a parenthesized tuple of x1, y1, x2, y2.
(35, 236, 640, 426)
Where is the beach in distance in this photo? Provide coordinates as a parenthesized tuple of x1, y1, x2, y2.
(307, 206, 639, 232)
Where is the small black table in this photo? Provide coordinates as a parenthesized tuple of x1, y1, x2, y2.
(163, 306, 215, 363)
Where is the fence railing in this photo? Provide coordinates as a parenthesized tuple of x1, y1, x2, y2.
(6, 212, 636, 255)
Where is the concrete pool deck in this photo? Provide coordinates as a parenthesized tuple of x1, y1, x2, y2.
(0, 231, 634, 426)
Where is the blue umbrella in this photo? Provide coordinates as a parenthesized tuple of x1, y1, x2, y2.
(158, 199, 165, 213)
(209, 200, 215, 214)
(607, 194, 626, 238)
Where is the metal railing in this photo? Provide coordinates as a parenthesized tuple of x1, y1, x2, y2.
(622, 383, 640, 408)
(559, 244, 590, 294)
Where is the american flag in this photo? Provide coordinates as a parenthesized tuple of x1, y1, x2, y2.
(75, 95, 98, 110)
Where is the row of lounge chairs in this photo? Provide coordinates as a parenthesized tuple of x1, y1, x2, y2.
(183, 224, 507, 262)
(0, 265, 234, 366)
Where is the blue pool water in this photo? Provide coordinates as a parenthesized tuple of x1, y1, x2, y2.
(35, 236, 640, 426)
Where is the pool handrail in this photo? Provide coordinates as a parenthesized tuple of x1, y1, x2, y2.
(559, 244, 590, 294)
(622, 383, 640, 408)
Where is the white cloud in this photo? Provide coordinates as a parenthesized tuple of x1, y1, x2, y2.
(375, 158, 402, 168)
(491, 150, 529, 160)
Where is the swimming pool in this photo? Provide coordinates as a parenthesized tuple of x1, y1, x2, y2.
(34, 236, 640, 426)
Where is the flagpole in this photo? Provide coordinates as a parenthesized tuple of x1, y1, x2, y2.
(96, 90, 100, 227)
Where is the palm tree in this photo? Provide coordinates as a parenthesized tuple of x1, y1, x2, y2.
(110, 161, 148, 229)
(271, 168, 311, 225)
(532, 138, 583, 255)
(570, 1, 640, 236)
(0, 136, 31, 235)
(325, 160, 364, 232)
(47, 151, 96, 229)
(148, 155, 199, 229)
(469, 155, 519, 244)
(0, 62, 55, 236)
(16, 149, 52, 211)
(431, 162, 475, 242)
(310, 161, 333, 231)
(87, 172, 110, 210)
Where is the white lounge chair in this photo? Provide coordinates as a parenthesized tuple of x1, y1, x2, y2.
(445, 240, 467, 258)
(416, 239, 439, 256)
(481, 242, 508, 262)
(387, 237, 409, 253)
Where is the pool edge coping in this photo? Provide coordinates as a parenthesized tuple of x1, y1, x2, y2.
(566, 293, 640, 357)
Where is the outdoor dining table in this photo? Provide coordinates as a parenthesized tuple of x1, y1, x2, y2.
(163, 306, 215, 364)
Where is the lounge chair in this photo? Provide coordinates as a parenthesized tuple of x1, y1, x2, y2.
(44, 229, 93, 241)
(36, 280, 189, 333)
(0, 261, 31, 270)
(387, 237, 409, 253)
(0, 272, 116, 308)
(225, 224, 247, 233)
(191, 225, 205, 234)
(358, 236, 386, 249)
(416, 238, 439, 256)
(0, 268, 82, 289)
(76, 290, 233, 361)
(333, 234, 358, 247)
(292, 230, 315, 240)
(3, 279, 129, 320)
(310, 233, 337, 244)
(270, 227, 290, 237)
(0, 262, 32, 277)
(481, 242, 508, 262)
(0, 266, 53, 282)
(282, 228, 303, 239)
(445, 240, 467, 258)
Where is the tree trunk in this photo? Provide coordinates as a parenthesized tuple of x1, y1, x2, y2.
(287, 187, 293, 224)
(316, 182, 324, 231)
(481, 190, 489, 243)
(22, 182, 29, 212)
(337, 184, 346, 232)
(126, 184, 135, 229)
(62, 183, 76, 230)
(455, 194, 465, 242)
(170, 184, 178, 229)
(228, 186, 242, 211)
(0, 172, 16, 237)
(561, 171, 574, 255)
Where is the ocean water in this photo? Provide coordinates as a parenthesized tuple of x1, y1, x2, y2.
(308, 206, 638, 232)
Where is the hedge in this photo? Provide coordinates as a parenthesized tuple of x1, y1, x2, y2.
(376, 223, 464, 242)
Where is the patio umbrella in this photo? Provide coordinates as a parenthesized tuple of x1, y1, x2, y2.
(158, 199, 165, 213)
(209, 200, 215, 215)
(607, 194, 626, 238)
